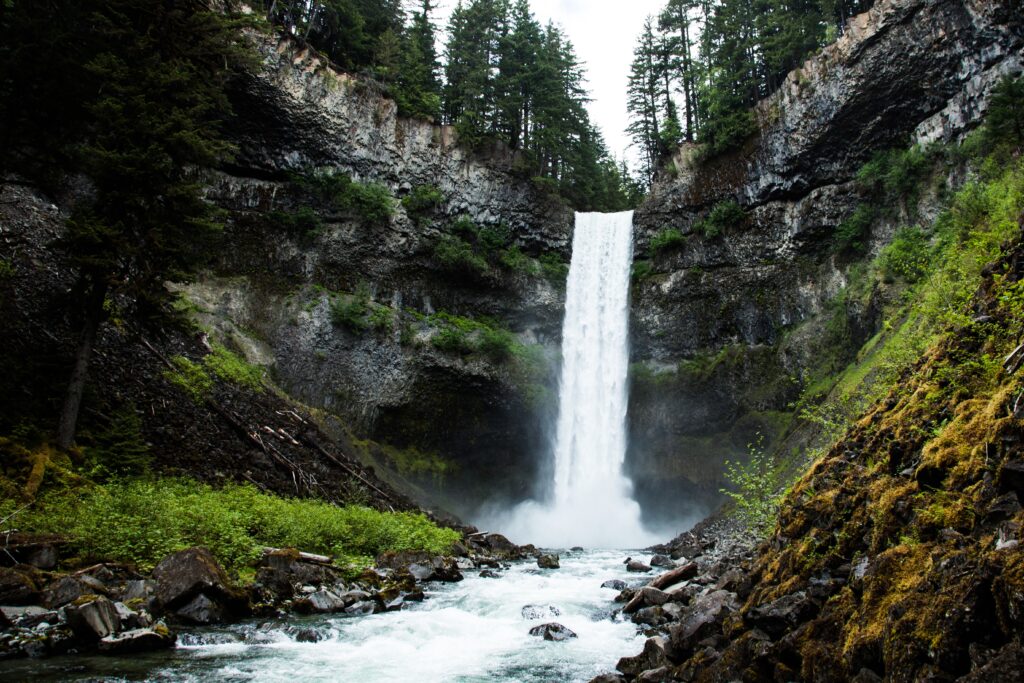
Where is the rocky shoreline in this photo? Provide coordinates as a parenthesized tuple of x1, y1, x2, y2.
(0, 530, 535, 662)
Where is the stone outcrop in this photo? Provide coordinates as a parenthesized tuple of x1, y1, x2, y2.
(628, 0, 1024, 524)
(184, 34, 575, 517)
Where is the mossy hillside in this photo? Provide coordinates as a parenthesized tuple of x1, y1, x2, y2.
(688, 96, 1024, 679)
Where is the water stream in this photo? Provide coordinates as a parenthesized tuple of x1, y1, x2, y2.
(9, 551, 651, 682)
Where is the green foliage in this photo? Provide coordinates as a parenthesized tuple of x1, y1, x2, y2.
(346, 181, 395, 225)
(721, 434, 783, 535)
(289, 170, 394, 226)
(80, 405, 151, 480)
(369, 306, 394, 332)
(7, 478, 459, 572)
(0, 259, 13, 280)
(401, 184, 444, 221)
(330, 284, 393, 335)
(856, 146, 931, 201)
(539, 252, 569, 283)
(430, 326, 473, 354)
(694, 200, 746, 239)
(986, 75, 1024, 150)
(204, 345, 265, 393)
(165, 356, 213, 404)
(434, 235, 491, 279)
(478, 327, 515, 362)
(632, 260, 654, 281)
(650, 228, 686, 255)
(270, 206, 323, 237)
(834, 205, 876, 254)
(878, 226, 931, 283)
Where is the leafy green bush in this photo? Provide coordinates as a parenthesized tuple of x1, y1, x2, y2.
(856, 146, 931, 200)
(369, 306, 394, 332)
(478, 224, 511, 254)
(834, 205, 876, 254)
(879, 226, 931, 283)
(430, 326, 473, 354)
(632, 260, 654, 280)
(694, 200, 746, 238)
(478, 327, 515, 362)
(270, 207, 322, 237)
(498, 245, 536, 274)
(650, 228, 686, 255)
(539, 252, 569, 283)
(81, 405, 151, 479)
(721, 434, 782, 535)
(401, 184, 444, 221)
(290, 170, 394, 226)
(346, 181, 395, 225)
(434, 235, 491, 279)
(8, 479, 460, 572)
(331, 294, 370, 332)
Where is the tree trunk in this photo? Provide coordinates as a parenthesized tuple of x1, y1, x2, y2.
(56, 283, 106, 450)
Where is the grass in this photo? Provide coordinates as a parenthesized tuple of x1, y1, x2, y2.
(1, 478, 460, 573)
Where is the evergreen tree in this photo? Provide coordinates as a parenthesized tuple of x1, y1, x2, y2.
(626, 17, 665, 181)
(0, 0, 253, 448)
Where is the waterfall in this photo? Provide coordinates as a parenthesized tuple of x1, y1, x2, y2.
(497, 211, 656, 548)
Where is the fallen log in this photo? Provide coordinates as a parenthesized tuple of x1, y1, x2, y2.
(649, 561, 698, 590)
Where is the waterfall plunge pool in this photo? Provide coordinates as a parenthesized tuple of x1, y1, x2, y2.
(6, 550, 652, 682)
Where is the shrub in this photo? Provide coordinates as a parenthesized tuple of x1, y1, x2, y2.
(401, 184, 444, 221)
(270, 206, 322, 237)
(431, 326, 473, 354)
(478, 327, 515, 362)
(650, 228, 686, 255)
(434, 235, 490, 279)
(539, 252, 569, 283)
(80, 405, 151, 479)
(499, 245, 536, 274)
(879, 226, 931, 283)
(368, 306, 393, 332)
(834, 205, 876, 254)
(632, 260, 654, 280)
(478, 224, 511, 254)
(11, 479, 460, 572)
(721, 434, 782, 536)
(694, 200, 746, 238)
(346, 181, 394, 225)
(331, 294, 370, 332)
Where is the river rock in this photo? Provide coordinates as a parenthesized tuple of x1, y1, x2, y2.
(292, 627, 323, 643)
(588, 676, 626, 683)
(97, 625, 175, 654)
(42, 576, 93, 609)
(0, 567, 39, 605)
(649, 555, 674, 569)
(601, 579, 627, 590)
(537, 554, 560, 569)
(479, 569, 500, 578)
(65, 595, 120, 640)
(521, 604, 561, 620)
(175, 593, 227, 625)
(631, 606, 668, 627)
(294, 589, 346, 614)
(617, 636, 669, 676)
(626, 561, 652, 573)
(152, 547, 249, 623)
(667, 590, 738, 659)
(528, 622, 577, 641)
(746, 591, 818, 638)
(637, 666, 673, 682)
(344, 600, 379, 616)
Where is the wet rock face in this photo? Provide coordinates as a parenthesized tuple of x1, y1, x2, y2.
(627, 0, 1024, 520)
(187, 35, 574, 516)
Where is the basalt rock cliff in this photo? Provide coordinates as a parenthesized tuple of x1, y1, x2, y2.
(628, 0, 1023, 525)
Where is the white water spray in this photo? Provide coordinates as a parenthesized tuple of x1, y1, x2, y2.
(496, 211, 657, 548)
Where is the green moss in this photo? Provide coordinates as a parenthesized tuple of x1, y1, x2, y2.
(164, 356, 213, 403)
(203, 345, 264, 392)
(650, 228, 686, 255)
(694, 200, 747, 238)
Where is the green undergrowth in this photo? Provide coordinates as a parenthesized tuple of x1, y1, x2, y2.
(794, 75, 1024, 465)
(433, 216, 568, 286)
(0, 477, 459, 574)
(164, 344, 265, 403)
(270, 169, 395, 238)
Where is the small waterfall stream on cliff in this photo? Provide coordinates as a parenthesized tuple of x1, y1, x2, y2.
(495, 211, 657, 548)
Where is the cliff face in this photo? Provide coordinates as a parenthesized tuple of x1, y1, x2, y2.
(628, 0, 1023, 524)
(188, 36, 574, 516)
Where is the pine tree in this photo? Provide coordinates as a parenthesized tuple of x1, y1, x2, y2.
(1, 0, 253, 448)
(626, 17, 665, 181)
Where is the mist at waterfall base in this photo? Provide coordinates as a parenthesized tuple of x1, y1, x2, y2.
(480, 211, 662, 549)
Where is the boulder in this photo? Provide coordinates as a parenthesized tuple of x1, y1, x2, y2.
(601, 579, 628, 590)
(294, 589, 345, 614)
(588, 675, 626, 683)
(152, 547, 241, 611)
(97, 625, 175, 654)
(637, 666, 673, 682)
(618, 637, 666, 673)
(537, 554, 560, 569)
(0, 567, 39, 605)
(0, 534, 62, 570)
(668, 590, 738, 659)
(175, 593, 227, 625)
(479, 569, 500, 578)
(407, 557, 464, 583)
(122, 579, 157, 604)
(65, 595, 120, 640)
(114, 601, 152, 630)
(650, 555, 675, 569)
(344, 600, 379, 616)
(746, 591, 818, 638)
(528, 622, 577, 641)
(626, 561, 652, 573)
(522, 604, 561, 620)
(632, 606, 668, 627)
(43, 576, 93, 609)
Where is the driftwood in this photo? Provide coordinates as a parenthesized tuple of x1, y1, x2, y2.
(261, 547, 332, 565)
(649, 561, 699, 590)
(1004, 342, 1024, 374)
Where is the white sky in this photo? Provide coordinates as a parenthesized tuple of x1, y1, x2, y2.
(432, 0, 668, 167)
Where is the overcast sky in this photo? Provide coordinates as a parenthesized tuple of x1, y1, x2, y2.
(433, 0, 668, 168)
